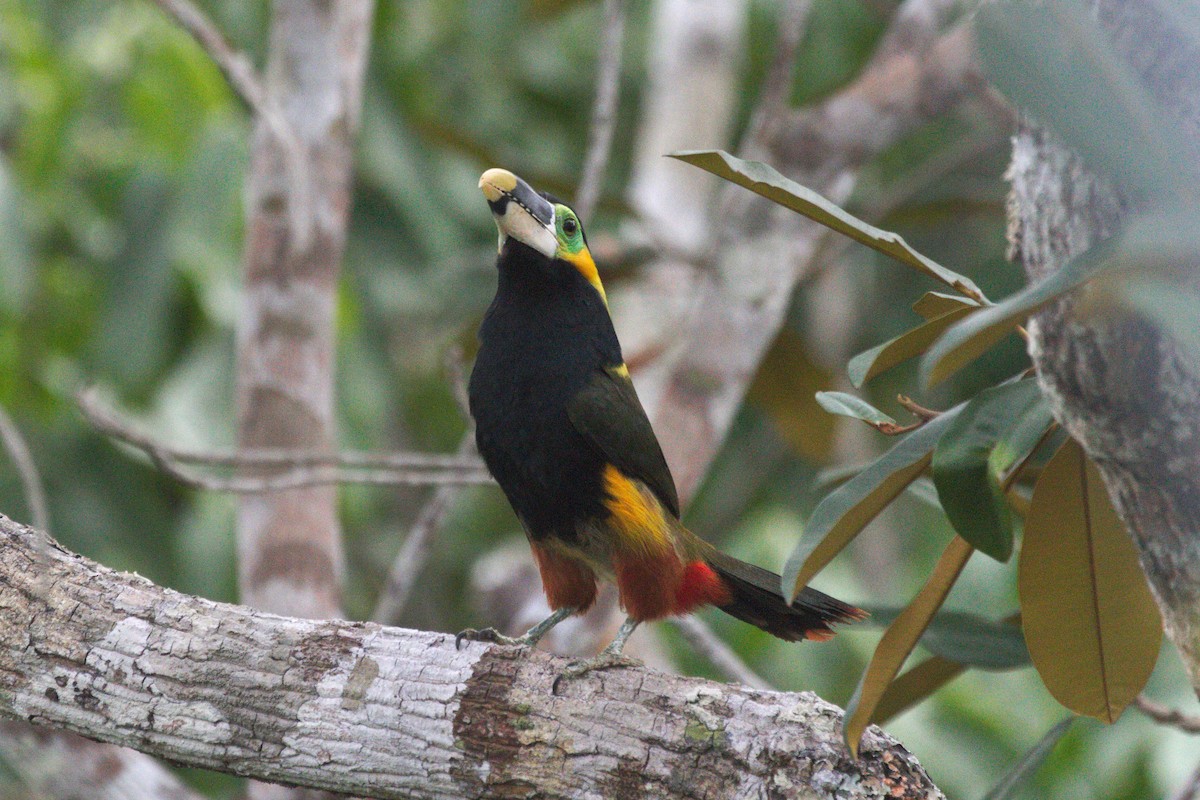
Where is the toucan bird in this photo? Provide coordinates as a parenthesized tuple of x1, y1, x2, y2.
(459, 168, 864, 676)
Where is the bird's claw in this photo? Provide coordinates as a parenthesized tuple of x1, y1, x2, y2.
(551, 653, 641, 694)
(455, 627, 532, 650)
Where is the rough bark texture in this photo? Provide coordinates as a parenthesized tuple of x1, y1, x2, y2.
(1007, 0, 1200, 691)
(235, 0, 373, 621)
(0, 517, 941, 800)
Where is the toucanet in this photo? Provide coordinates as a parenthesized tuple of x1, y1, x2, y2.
(459, 168, 865, 676)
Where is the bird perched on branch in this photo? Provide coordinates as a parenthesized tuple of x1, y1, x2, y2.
(459, 168, 864, 678)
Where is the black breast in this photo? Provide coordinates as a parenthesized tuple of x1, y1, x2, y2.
(468, 240, 621, 541)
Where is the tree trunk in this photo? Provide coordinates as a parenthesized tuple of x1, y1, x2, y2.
(0, 517, 941, 800)
(235, 0, 373, 621)
(1006, 0, 1200, 693)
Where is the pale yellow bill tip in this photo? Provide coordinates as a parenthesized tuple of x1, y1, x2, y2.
(479, 168, 518, 202)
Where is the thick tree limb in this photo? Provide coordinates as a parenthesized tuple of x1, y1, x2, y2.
(0, 516, 939, 799)
(1006, 0, 1200, 693)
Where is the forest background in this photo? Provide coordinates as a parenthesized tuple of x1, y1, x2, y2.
(0, 1, 1196, 798)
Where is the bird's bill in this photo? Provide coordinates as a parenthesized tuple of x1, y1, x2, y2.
(479, 168, 557, 259)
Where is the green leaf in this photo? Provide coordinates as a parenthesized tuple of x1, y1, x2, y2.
(814, 391, 897, 427)
(848, 306, 977, 387)
(977, 0, 1198, 201)
(866, 607, 1028, 669)
(844, 536, 975, 756)
(1019, 438, 1163, 722)
(932, 379, 1050, 561)
(669, 150, 988, 301)
(921, 231, 1121, 387)
(982, 717, 1077, 800)
(904, 477, 942, 510)
(873, 656, 966, 723)
(913, 291, 980, 320)
(784, 408, 961, 600)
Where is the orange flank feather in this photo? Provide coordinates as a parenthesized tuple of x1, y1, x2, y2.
(601, 464, 733, 621)
(601, 465, 672, 556)
(531, 543, 598, 613)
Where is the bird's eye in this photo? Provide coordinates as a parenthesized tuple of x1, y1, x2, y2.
(563, 217, 578, 236)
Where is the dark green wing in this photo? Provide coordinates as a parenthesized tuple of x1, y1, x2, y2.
(567, 367, 681, 518)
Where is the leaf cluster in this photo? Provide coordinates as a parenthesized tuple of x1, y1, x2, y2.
(674, 0, 1200, 782)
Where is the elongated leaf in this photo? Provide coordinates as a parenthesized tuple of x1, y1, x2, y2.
(866, 607, 1028, 669)
(977, 0, 1197, 200)
(982, 717, 1077, 800)
(784, 408, 961, 600)
(932, 379, 1049, 561)
(875, 612, 1025, 722)
(669, 150, 987, 301)
(874, 656, 966, 724)
(849, 306, 977, 387)
(921, 232, 1119, 387)
(904, 477, 942, 510)
(913, 291, 980, 320)
(1019, 439, 1163, 722)
(844, 536, 975, 756)
(814, 391, 897, 427)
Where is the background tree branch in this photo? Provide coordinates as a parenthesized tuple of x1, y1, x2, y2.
(0, 516, 939, 800)
(634, 0, 982, 499)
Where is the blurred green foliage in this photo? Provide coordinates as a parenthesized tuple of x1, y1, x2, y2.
(0, 1, 1194, 799)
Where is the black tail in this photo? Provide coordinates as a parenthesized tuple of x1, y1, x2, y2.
(706, 551, 866, 642)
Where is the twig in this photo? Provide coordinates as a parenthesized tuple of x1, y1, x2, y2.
(444, 343, 472, 421)
(0, 405, 50, 533)
(151, 0, 314, 251)
(738, 0, 813, 155)
(670, 616, 773, 691)
(78, 389, 492, 492)
(1170, 759, 1200, 800)
(574, 0, 627, 221)
(373, 432, 478, 625)
(373, 345, 483, 625)
(896, 395, 943, 421)
(1133, 694, 1200, 734)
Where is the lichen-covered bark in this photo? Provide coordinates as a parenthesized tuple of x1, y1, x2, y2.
(0, 516, 940, 799)
(1007, 1, 1200, 692)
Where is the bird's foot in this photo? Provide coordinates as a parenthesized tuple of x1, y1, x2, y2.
(454, 627, 534, 649)
(552, 653, 642, 693)
(455, 606, 578, 651)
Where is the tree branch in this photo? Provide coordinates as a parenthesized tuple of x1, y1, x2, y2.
(0, 516, 939, 799)
(151, 0, 315, 250)
(78, 389, 491, 492)
(0, 404, 49, 534)
(1132, 695, 1200, 735)
(640, 1, 983, 498)
(574, 0, 627, 222)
